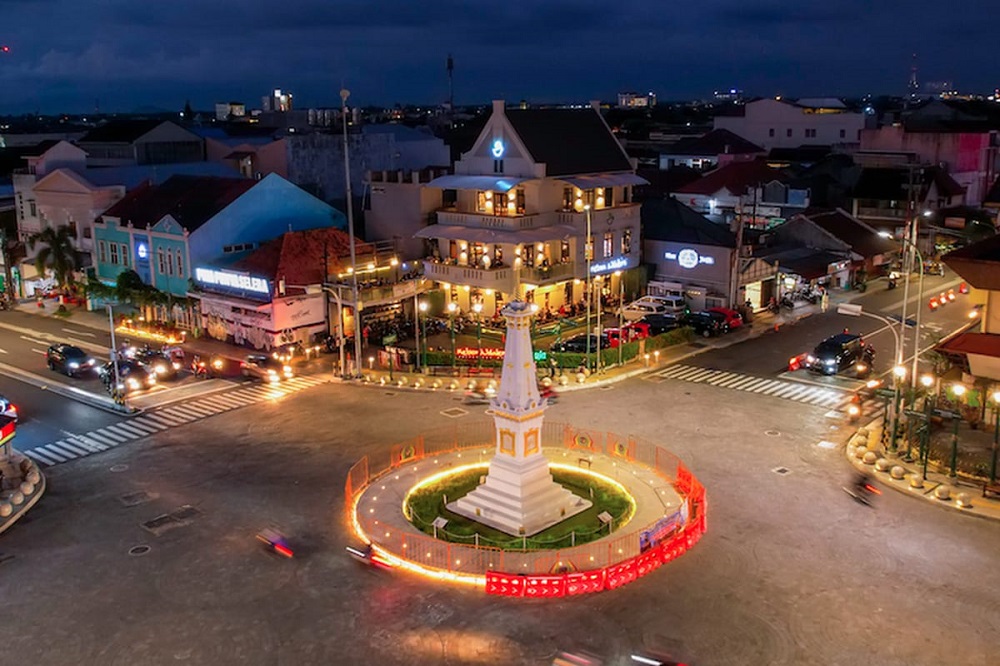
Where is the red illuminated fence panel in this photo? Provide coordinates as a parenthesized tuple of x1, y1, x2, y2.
(523, 574, 567, 598)
(485, 572, 527, 597)
(346, 457, 369, 505)
(564, 570, 606, 595)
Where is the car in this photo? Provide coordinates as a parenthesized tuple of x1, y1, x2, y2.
(701, 310, 732, 333)
(133, 349, 182, 380)
(99, 360, 157, 392)
(550, 334, 611, 354)
(241, 354, 294, 382)
(619, 300, 669, 322)
(706, 306, 744, 329)
(680, 311, 725, 338)
(46, 343, 96, 377)
(804, 333, 875, 377)
(605, 322, 649, 347)
(637, 313, 681, 336)
(0, 394, 19, 421)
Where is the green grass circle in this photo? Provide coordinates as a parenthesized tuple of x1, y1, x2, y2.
(404, 465, 635, 551)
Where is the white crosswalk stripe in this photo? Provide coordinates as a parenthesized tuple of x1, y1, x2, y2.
(648, 364, 853, 408)
(22, 375, 329, 467)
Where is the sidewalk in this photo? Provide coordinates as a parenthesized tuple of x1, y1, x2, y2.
(845, 418, 1000, 522)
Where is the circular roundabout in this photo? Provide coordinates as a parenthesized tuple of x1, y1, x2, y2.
(345, 421, 706, 597)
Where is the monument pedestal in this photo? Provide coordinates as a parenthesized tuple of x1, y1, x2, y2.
(448, 453, 591, 536)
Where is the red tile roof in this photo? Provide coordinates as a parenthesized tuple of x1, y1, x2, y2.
(100, 175, 254, 231)
(234, 227, 372, 287)
(675, 159, 786, 196)
(935, 331, 1000, 358)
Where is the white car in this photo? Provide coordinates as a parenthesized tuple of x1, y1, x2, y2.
(620, 300, 669, 322)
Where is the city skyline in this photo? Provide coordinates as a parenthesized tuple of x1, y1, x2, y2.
(0, 0, 996, 114)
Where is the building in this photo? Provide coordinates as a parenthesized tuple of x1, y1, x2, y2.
(938, 235, 1000, 382)
(714, 98, 865, 151)
(215, 102, 247, 121)
(383, 99, 646, 316)
(657, 129, 764, 172)
(617, 92, 656, 109)
(642, 197, 777, 311)
(262, 89, 293, 113)
(76, 120, 205, 167)
(861, 100, 1000, 205)
(92, 173, 346, 327)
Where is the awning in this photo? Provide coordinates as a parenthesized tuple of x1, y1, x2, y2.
(558, 173, 649, 189)
(414, 224, 577, 245)
(425, 175, 534, 192)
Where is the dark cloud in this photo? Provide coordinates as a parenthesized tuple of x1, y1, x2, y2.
(0, 0, 994, 114)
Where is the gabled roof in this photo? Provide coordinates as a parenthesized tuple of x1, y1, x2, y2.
(797, 209, 897, 258)
(642, 198, 736, 247)
(942, 234, 1000, 290)
(22, 139, 63, 157)
(756, 245, 850, 280)
(852, 165, 965, 201)
(664, 129, 763, 157)
(78, 120, 169, 144)
(504, 108, 632, 176)
(675, 159, 786, 196)
(233, 227, 371, 287)
(100, 175, 254, 231)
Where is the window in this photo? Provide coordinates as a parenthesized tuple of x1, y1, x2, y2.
(120, 243, 129, 267)
(768, 128, 775, 137)
(562, 187, 574, 210)
(493, 159, 504, 174)
(621, 228, 632, 255)
(603, 231, 613, 258)
(839, 129, 846, 139)
(605, 188, 614, 207)
(157, 248, 165, 274)
(29, 201, 36, 217)
(786, 129, 792, 138)
(476, 190, 495, 214)
(166, 250, 174, 276)
(98, 241, 107, 263)
(560, 240, 571, 262)
(176, 250, 184, 277)
(805, 129, 817, 138)
(109, 243, 119, 265)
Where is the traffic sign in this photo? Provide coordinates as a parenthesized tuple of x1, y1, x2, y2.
(382, 333, 397, 345)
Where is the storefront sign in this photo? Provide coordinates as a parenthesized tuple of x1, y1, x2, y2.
(136, 242, 148, 260)
(194, 267, 270, 296)
(589, 257, 629, 274)
(491, 139, 505, 158)
(456, 347, 505, 360)
(664, 249, 715, 269)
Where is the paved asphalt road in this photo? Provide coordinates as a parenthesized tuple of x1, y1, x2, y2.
(1, 365, 997, 665)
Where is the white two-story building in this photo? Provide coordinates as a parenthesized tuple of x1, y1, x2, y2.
(366, 99, 645, 318)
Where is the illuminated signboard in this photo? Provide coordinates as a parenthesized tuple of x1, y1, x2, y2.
(491, 139, 505, 159)
(194, 267, 271, 296)
(136, 242, 148, 260)
(664, 248, 715, 269)
(589, 257, 629, 274)
(454, 347, 549, 362)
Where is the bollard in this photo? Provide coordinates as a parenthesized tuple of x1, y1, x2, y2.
(956, 492, 973, 509)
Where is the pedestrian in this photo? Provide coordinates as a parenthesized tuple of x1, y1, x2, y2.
(549, 357, 558, 378)
(362, 324, 371, 348)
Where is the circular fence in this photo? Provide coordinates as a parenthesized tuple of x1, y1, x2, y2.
(345, 421, 706, 597)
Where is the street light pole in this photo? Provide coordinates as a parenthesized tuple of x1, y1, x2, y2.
(340, 88, 362, 378)
(584, 204, 593, 373)
(472, 302, 483, 368)
(418, 300, 428, 371)
(106, 304, 124, 409)
(615, 270, 624, 367)
(447, 302, 457, 369)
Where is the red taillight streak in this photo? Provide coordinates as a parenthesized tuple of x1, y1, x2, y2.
(865, 484, 882, 495)
(273, 543, 294, 558)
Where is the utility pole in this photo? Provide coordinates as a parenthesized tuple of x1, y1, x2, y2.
(0, 229, 15, 306)
(341, 87, 363, 377)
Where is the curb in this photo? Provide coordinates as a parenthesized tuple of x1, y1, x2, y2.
(0, 360, 136, 416)
(844, 419, 1000, 523)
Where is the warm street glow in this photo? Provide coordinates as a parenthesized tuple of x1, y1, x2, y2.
(953, 384, 966, 396)
(893, 365, 907, 378)
(921, 375, 935, 388)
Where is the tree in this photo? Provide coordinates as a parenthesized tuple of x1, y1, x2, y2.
(28, 226, 78, 291)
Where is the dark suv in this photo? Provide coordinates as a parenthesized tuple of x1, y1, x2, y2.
(681, 311, 725, 338)
(46, 344, 96, 377)
(805, 333, 875, 377)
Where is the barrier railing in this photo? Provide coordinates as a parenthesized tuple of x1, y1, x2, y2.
(345, 421, 705, 594)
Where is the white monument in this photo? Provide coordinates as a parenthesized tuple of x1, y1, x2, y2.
(448, 301, 591, 535)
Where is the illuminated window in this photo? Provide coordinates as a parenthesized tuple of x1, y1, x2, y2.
(621, 229, 632, 255)
(562, 187, 574, 210)
(603, 232, 613, 258)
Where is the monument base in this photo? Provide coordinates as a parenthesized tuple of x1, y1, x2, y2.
(447, 454, 592, 536)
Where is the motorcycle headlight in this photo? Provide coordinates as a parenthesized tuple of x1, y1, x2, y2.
(172, 362, 182, 370)
(87, 358, 96, 366)
(806, 355, 815, 363)
(127, 378, 140, 389)
(155, 365, 167, 375)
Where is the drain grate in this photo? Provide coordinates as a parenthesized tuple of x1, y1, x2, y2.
(128, 545, 151, 556)
(141, 505, 200, 536)
(119, 491, 156, 508)
(440, 407, 468, 418)
(772, 466, 791, 475)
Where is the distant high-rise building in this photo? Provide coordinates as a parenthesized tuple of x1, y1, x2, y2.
(908, 53, 920, 98)
(617, 91, 656, 108)
(215, 102, 246, 121)
(262, 89, 293, 113)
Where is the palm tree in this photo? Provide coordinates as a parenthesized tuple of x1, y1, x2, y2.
(28, 226, 78, 291)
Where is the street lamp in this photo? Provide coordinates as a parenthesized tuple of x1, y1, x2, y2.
(472, 302, 483, 368)
(340, 88, 363, 377)
(889, 365, 907, 451)
(879, 231, 925, 389)
(950, 383, 967, 477)
(920, 374, 934, 388)
(614, 270, 624, 366)
(418, 301, 429, 371)
(447, 302, 457, 368)
(584, 204, 593, 374)
(991, 390, 1000, 483)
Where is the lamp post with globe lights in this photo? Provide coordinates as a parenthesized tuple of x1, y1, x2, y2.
(418, 301, 429, 371)
(472, 302, 483, 368)
(447, 302, 458, 368)
(889, 365, 907, 452)
(949, 384, 967, 477)
(879, 231, 925, 389)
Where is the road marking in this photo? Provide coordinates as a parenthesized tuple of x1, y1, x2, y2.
(20, 335, 49, 345)
(91, 427, 131, 443)
(31, 348, 47, 355)
(0, 348, 7, 354)
(49, 440, 89, 457)
(63, 328, 97, 338)
(27, 448, 61, 465)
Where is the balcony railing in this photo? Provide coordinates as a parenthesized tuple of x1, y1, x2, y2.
(423, 261, 516, 292)
(436, 209, 545, 231)
(519, 261, 577, 285)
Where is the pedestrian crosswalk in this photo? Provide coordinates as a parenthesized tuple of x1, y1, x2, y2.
(24, 376, 327, 467)
(646, 364, 852, 409)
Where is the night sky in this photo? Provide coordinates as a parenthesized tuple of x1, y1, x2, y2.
(0, 0, 995, 114)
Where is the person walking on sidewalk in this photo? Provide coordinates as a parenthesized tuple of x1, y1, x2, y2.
(362, 324, 371, 348)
